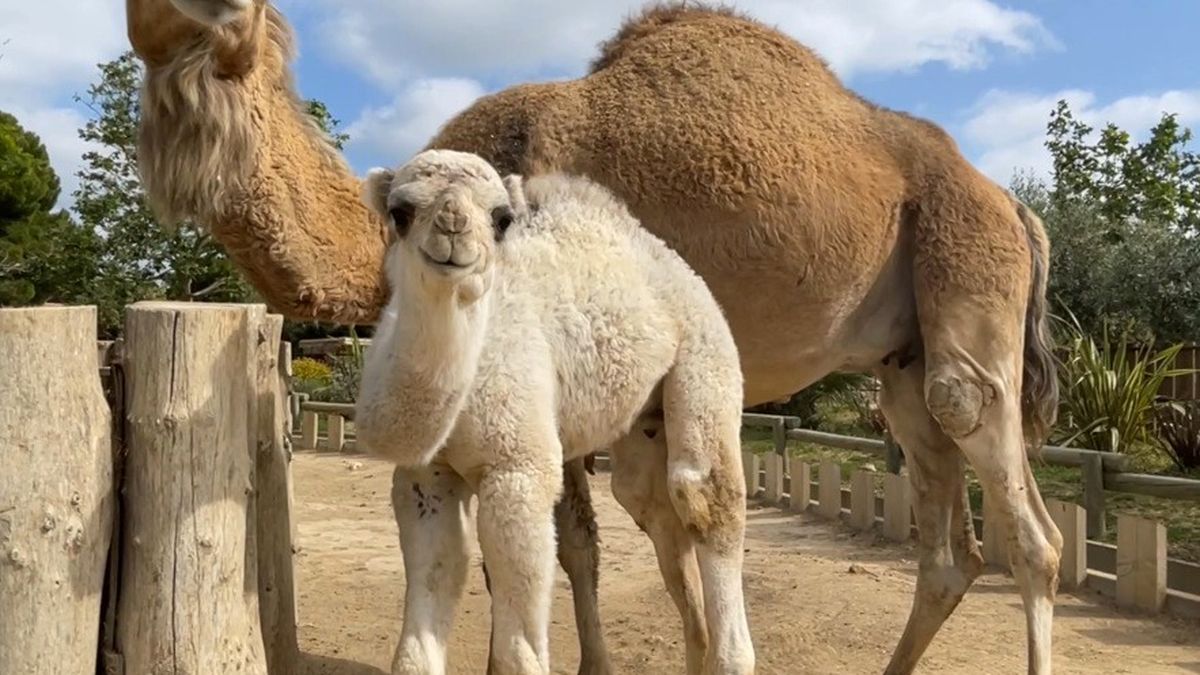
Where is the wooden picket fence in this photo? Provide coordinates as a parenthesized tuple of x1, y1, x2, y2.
(738, 414, 1200, 620)
(284, 400, 1199, 620)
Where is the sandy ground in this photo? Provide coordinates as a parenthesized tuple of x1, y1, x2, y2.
(292, 452, 1200, 675)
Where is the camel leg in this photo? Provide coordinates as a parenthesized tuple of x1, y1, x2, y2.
(389, 463, 473, 675)
(876, 359, 984, 675)
(922, 349, 1062, 674)
(661, 378, 755, 674)
(482, 459, 609, 675)
(611, 431, 709, 674)
(555, 458, 613, 675)
(476, 462, 561, 675)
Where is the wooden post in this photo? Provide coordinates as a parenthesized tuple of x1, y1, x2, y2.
(742, 452, 761, 499)
(763, 452, 785, 504)
(117, 302, 268, 674)
(0, 306, 113, 675)
(1082, 453, 1106, 539)
(254, 317, 299, 674)
(1116, 514, 1166, 613)
(884, 433, 903, 475)
(1046, 500, 1086, 589)
(982, 497, 1009, 570)
(818, 460, 842, 520)
(789, 461, 811, 513)
(850, 469, 876, 530)
(326, 413, 346, 452)
(882, 472, 913, 541)
(300, 410, 318, 450)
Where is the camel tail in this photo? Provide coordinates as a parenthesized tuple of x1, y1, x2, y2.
(1013, 197, 1059, 455)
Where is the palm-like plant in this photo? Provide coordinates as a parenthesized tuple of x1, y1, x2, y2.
(1054, 311, 1192, 455)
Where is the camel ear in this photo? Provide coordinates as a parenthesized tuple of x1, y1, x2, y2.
(362, 168, 395, 218)
(502, 174, 529, 219)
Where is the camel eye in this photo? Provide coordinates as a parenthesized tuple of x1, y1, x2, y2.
(491, 206, 514, 241)
(388, 201, 416, 237)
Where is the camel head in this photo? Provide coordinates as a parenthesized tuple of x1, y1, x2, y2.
(363, 150, 519, 305)
(127, 0, 266, 74)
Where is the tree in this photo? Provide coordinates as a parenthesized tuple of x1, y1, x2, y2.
(305, 99, 349, 150)
(0, 111, 99, 306)
(1017, 100, 1200, 345)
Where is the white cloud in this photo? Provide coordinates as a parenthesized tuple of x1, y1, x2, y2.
(0, 0, 125, 210)
(312, 0, 1054, 87)
(960, 89, 1200, 185)
(345, 77, 488, 167)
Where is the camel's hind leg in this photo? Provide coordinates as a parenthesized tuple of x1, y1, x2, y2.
(908, 187, 1063, 673)
(389, 463, 473, 675)
(876, 358, 984, 675)
(661, 362, 755, 674)
(611, 428, 709, 674)
(555, 458, 613, 675)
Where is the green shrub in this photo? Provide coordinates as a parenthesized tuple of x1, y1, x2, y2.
(1156, 401, 1200, 472)
(1055, 313, 1191, 455)
(310, 328, 365, 404)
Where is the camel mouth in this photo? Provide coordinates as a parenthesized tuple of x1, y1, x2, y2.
(420, 250, 475, 274)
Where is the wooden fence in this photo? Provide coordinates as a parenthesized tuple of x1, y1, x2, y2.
(0, 303, 298, 675)
(738, 414, 1200, 620)
(284, 401, 1199, 620)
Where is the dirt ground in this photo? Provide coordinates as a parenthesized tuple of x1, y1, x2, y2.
(292, 452, 1200, 675)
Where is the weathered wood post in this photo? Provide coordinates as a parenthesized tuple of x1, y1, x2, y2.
(325, 413, 346, 452)
(789, 461, 811, 513)
(116, 302, 269, 674)
(0, 306, 113, 675)
(1082, 452, 1106, 539)
(818, 460, 842, 519)
(1046, 499, 1087, 589)
(763, 453, 785, 504)
(300, 410, 319, 450)
(254, 316, 299, 674)
(850, 469, 876, 531)
(1116, 514, 1166, 613)
(742, 452, 761, 499)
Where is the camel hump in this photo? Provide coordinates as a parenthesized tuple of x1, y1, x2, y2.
(589, 2, 754, 73)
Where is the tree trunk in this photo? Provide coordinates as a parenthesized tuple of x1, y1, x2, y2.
(0, 306, 113, 675)
(116, 302, 268, 675)
(253, 315, 300, 674)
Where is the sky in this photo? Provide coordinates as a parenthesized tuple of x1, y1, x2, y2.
(2, 0, 1197, 211)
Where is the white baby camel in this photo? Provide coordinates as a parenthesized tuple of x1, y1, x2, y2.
(355, 150, 755, 675)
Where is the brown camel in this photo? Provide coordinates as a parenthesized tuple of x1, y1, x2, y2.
(126, 1, 1064, 673)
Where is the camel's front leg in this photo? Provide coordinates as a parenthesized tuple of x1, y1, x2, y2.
(390, 463, 472, 675)
(477, 462, 561, 675)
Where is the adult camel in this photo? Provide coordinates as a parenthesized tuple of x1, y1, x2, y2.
(126, 0, 1063, 673)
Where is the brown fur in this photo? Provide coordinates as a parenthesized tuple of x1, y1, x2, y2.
(127, 1, 1062, 670)
(131, 0, 388, 323)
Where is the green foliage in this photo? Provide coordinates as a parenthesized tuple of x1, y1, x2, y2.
(0, 111, 60, 221)
(305, 99, 349, 150)
(1013, 100, 1200, 344)
(1054, 313, 1192, 455)
(748, 373, 873, 430)
(0, 111, 100, 307)
(1156, 401, 1200, 472)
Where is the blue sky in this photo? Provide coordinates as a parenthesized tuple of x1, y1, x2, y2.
(2, 0, 1198, 210)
